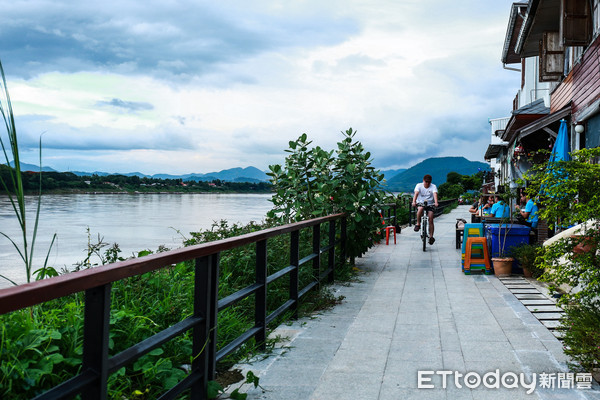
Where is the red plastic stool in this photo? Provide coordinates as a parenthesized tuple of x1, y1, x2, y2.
(384, 225, 397, 245)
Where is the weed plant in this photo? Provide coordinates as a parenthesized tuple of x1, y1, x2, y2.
(0, 59, 56, 285)
(0, 218, 351, 399)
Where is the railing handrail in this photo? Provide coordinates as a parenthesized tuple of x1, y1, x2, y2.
(0, 212, 344, 315)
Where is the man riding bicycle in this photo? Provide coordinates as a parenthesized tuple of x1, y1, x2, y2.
(412, 174, 439, 245)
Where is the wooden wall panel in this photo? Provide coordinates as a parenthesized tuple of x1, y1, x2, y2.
(551, 36, 600, 114)
(551, 73, 573, 112)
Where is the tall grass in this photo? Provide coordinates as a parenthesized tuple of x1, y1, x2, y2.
(0, 59, 55, 284)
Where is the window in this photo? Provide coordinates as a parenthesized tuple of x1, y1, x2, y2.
(564, 45, 584, 74)
(561, 0, 592, 45)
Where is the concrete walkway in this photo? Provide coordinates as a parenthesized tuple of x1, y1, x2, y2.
(232, 206, 600, 399)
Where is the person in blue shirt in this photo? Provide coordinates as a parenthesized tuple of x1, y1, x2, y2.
(490, 195, 510, 218)
(516, 192, 538, 228)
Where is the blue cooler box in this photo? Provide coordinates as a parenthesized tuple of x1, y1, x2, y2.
(485, 224, 531, 273)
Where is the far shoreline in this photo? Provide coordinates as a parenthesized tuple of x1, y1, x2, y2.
(3, 189, 274, 196)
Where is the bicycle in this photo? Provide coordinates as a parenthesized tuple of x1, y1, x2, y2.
(416, 201, 436, 252)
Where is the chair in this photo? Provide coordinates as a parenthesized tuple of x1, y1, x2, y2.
(379, 213, 397, 245)
(464, 237, 492, 275)
(461, 223, 484, 270)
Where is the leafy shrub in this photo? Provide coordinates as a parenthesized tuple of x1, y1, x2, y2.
(510, 243, 545, 278)
(524, 147, 600, 305)
(557, 301, 600, 374)
(267, 128, 386, 261)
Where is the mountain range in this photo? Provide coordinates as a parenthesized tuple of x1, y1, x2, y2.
(383, 156, 490, 192)
(10, 162, 270, 183)
(9, 156, 489, 187)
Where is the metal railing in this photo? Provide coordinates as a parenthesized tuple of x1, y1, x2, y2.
(380, 196, 413, 230)
(0, 213, 347, 400)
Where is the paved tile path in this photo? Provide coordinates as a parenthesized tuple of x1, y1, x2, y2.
(233, 206, 600, 399)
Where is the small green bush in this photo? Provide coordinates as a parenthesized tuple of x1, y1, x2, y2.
(557, 301, 600, 373)
(510, 243, 545, 278)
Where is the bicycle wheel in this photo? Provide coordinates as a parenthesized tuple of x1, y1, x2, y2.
(422, 217, 427, 252)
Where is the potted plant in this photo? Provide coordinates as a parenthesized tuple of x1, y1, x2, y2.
(510, 243, 544, 278)
(489, 186, 516, 276)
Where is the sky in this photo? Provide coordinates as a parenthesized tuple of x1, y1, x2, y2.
(0, 0, 520, 175)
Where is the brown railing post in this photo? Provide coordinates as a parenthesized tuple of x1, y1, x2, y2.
(82, 284, 111, 400)
(208, 253, 220, 380)
(290, 230, 299, 319)
(328, 220, 335, 283)
(191, 254, 219, 400)
(255, 240, 267, 350)
(312, 224, 321, 289)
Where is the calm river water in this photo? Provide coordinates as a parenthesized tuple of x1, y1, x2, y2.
(0, 193, 273, 288)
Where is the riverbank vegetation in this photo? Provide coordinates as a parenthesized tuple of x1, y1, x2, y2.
(0, 165, 272, 194)
(1, 218, 349, 399)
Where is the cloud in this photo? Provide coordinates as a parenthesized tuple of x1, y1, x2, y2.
(14, 114, 196, 151)
(0, 1, 359, 83)
(1, 0, 522, 175)
(96, 98, 154, 112)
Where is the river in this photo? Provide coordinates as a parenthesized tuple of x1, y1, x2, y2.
(0, 193, 273, 288)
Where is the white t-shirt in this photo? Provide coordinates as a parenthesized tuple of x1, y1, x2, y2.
(414, 182, 437, 204)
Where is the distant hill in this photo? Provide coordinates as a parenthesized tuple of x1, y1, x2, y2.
(8, 161, 57, 173)
(380, 168, 406, 181)
(6, 161, 269, 183)
(384, 157, 489, 192)
(39, 164, 269, 183)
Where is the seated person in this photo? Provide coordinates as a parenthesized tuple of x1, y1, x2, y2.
(490, 195, 510, 218)
(482, 196, 494, 215)
(515, 192, 538, 228)
(469, 197, 481, 214)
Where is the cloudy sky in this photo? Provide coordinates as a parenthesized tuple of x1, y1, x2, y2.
(1, 0, 519, 175)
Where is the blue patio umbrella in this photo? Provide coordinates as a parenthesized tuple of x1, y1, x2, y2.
(549, 119, 571, 163)
(541, 119, 570, 200)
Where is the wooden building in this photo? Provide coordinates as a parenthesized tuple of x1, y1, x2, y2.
(486, 0, 600, 188)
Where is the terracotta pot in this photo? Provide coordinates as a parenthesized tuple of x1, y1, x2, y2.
(522, 267, 533, 278)
(492, 257, 513, 277)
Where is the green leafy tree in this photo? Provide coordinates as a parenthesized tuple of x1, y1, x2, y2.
(437, 182, 463, 199)
(446, 171, 463, 185)
(523, 147, 600, 305)
(522, 147, 600, 375)
(267, 128, 386, 261)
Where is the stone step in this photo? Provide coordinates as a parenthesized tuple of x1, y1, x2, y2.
(521, 300, 557, 306)
(535, 312, 564, 320)
(514, 293, 548, 300)
(526, 305, 563, 313)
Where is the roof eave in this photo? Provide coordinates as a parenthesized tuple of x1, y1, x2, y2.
(502, 3, 529, 64)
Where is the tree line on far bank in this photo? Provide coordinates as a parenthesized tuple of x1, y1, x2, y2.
(0, 165, 272, 194)
(0, 164, 484, 198)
